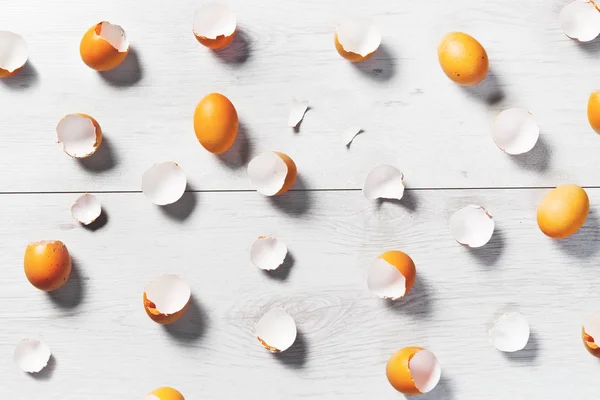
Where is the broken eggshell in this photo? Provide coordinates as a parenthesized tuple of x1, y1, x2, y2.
(143, 274, 191, 325)
(343, 126, 363, 147)
(255, 307, 297, 352)
(582, 312, 600, 357)
(367, 251, 416, 300)
(248, 151, 297, 196)
(56, 113, 102, 158)
(142, 162, 187, 206)
(450, 204, 495, 248)
(363, 164, 405, 201)
(80, 21, 129, 71)
(386, 347, 441, 395)
(560, 0, 600, 42)
(193, 3, 237, 49)
(71, 193, 102, 225)
(335, 17, 381, 62)
(492, 108, 539, 155)
(251, 236, 288, 271)
(145, 387, 185, 400)
(0, 31, 28, 77)
(489, 312, 530, 352)
(288, 100, 309, 129)
(13, 339, 51, 373)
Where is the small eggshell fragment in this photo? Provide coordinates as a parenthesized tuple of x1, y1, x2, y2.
(587, 90, 600, 134)
(334, 17, 381, 62)
(248, 151, 297, 196)
(363, 164, 405, 201)
(386, 347, 441, 395)
(582, 312, 600, 357)
(80, 21, 129, 71)
(450, 205, 495, 248)
(193, 3, 237, 50)
(56, 113, 103, 158)
(537, 184, 589, 239)
(71, 193, 102, 225)
(492, 108, 539, 155)
(145, 387, 185, 400)
(343, 126, 363, 147)
(142, 162, 187, 206)
(251, 236, 288, 271)
(367, 250, 416, 300)
(255, 307, 297, 352)
(288, 100, 309, 129)
(559, 0, 600, 42)
(24, 240, 72, 292)
(0, 31, 28, 77)
(438, 32, 488, 86)
(143, 274, 191, 325)
(489, 312, 530, 352)
(194, 93, 239, 154)
(13, 339, 51, 373)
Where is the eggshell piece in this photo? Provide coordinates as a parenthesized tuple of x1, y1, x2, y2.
(56, 113, 102, 158)
(587, 90, 600, 134)
(489, 312, 530, 352)
(450, 204, 495, 248)
(288, 100, 309, 128)
(13, 339, 51, 373)
(80, 21, 129, 71)
(367, 250, 416, 300)
(343, 126, 363, 147)
(492, 108, 539, 155)
(438, 32, 488, 86)
(363, 164, 405, 201)
(71, 193, 102, 225)
(560, 0, 600, 42)
(194, 93, 239, 154)
(537, 184, 589, 239)
(24, 240, 72, 292)
(386, 347, 441, 395)
(251, 236, 288, 271)
(142, 162, 187, 206)
(143, 275, 191, 325)
(256, 307, 297, 352)
(193, 3, 236, 49)
(248, 151, 297, 196)
(335, 17, 381, 62)
(0, 31, 28, 77)
(582, 312, 600, 357)
(145, 387, 185, 400)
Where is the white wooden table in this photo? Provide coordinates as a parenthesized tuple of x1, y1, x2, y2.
(2, 0, 600, 398)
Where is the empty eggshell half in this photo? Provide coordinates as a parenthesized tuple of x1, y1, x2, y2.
(288, 100, 309, 128)
(255, 307, 297, 352)
(248, 151, 297, 196)
(13, 339, 51, 373)
(489, 312, 530, 352)
(142, 162, 187, 206)
(582, 312, 600, 357)
(367, 251, 416, 300)
(386, 347, 441, 395)
(0, 31, 28, 77)
(251, 236, 288, 271)
(560, 0, 600, 42)
(335, 17, 381, 62)
(193, 3, 237, 49)
(363, 164, 405, 201)
(492, 108, 539, 155)
(450, 205, 495, 248)
(71, 193, 102, 225)
(80, 21, 129, 71)
(143, 274, 191, 325)
(56, 113, 102, 158)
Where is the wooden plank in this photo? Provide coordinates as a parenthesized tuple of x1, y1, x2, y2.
(1, 189, 599, 399)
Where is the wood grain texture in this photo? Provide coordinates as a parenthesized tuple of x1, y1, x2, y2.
(1, 0, 600, 191)
(1, 189, 599, 399)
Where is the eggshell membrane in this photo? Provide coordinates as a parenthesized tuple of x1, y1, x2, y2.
(255, 307, 297, 352)
(386, 347, 441, 395)
(194, 93, 239, 154)
(582, 313, 600, 357)
(362, 164, 405, 201)
(537, 184, 589, 239)
(143, 275, 191, 325)
(248, 151, 297, 196)
(489, 312, 530, 352)
(492, 108, 539, 155)
(80, 22, 129, 71)
(13, 339, 51, 373)
(56, 113, 103, 158)
(71, 193, 102, 225)
(146, 386, 185, 400)
(334, 17, 381, 62)
(587, 91, 600, 134)
(450, 205, 495, 248)
(438, 32, 488, 86)
(251, 236, 288, 271)
(0, 31, 28, 77)
(367, 251, 416, 300)
(24, 240, 71, 292)
(560, 0, 600, 42)
(193, 3, 236, 50)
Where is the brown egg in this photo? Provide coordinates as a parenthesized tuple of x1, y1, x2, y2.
(193, 93, 239, 154)
(24, 241, 71, 291)
(80, 22, 129, 71)
(537, 184, 589, 239)
(147, 386, 185, 400)
(438, 32, 488, 86)
(587, 91, 600, 134)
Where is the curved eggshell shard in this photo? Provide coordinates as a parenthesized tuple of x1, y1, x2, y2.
(386, 347, 441, 395)
(489, 312, 530, 352)
(362, 164, 405, 201)
(367, 250, 416, 300)
(143, 275, 191, 325)
(56, 113, 103, 158)
(250, 236, 288, 271)
(334, 17, 381, 62)
(71, 193, 102, 225)
(0, 31, 28, 77)
(582, 312, 600, 357)
(192, 3, 237, 50)
(450, 205, 495, 248)
(255, 307, 297, 352)
(492, 108, 539, 155)
(248, 151, 297, 196)
(560, 1, 600, 42)
(13, 339, 51, 373)
(80, 22, 129, 71)
(142, 162, 187, 206)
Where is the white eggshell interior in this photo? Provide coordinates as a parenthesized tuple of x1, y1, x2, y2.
(367, 258, 407, 300)
(250, 236, 288, 271)
(56, 114, 100, 158)
(409, 349, 442, 394)
(71, 193, 102, 225)
(336, 17, 381, 57)
(489, 312, 530, 352)
(247, 152, 288, 196)
(13, 339, 51, 373)
(99, 22, 129, 52)
(362, 164, 405, 201)
(0, 31, 28, 73)
(288, 100, 309, 128)
(583, 312, 600, 341)
(560, 0, 600, 42)
(492, 108, 539, 155)
(450, 204, 495, 248)
(144, 274, 191, 315)
(142, 162, 187, 206)
(255, 307, 297, 352)
(193, 3, 237, 39)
